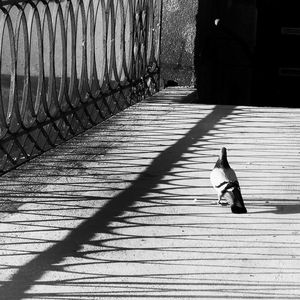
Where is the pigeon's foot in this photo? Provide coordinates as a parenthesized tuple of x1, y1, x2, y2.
(218, 199, 230, 206)
(231, 205, 247, 214)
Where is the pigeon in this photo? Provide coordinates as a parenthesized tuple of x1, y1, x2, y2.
(210, 147, 247, 214)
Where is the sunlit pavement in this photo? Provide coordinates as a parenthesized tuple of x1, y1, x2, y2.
(0, 87, 300, 300)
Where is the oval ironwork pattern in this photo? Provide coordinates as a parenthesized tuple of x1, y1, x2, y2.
(0, 0, 162, 174)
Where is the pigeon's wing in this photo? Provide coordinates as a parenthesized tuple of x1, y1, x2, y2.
(224, 167, 238, 183)
(210, 167, 239, 198)
(210, 167, 238, 187)
(210, 168, 227, 189)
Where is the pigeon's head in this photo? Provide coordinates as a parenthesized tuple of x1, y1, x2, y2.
(215, 147, 230, 168)
(220, 147, 227, 159)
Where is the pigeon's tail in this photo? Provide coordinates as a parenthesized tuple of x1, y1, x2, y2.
(230, 187, 247, 214)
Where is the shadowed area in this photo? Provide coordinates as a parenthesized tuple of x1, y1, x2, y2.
(0, 87, 300, 299)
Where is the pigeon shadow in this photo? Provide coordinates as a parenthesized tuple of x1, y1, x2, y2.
(249, 201, 300, 214)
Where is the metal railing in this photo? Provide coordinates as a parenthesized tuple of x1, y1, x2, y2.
(0, 0, 162, 174)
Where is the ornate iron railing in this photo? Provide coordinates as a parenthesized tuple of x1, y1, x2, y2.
(0, 0, 162, 174)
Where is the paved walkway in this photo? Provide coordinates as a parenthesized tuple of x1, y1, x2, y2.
(0, 87, 300, 300)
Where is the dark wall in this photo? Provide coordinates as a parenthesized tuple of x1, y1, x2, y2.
(161, 1, 300, 107)
(160, 0, 198, 87)
(253, 0, 300, 107)
(160, 0, 257, 106)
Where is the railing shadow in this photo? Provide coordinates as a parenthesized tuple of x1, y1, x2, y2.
(0, 99, 235, 299)
(1, 90, 300, 299)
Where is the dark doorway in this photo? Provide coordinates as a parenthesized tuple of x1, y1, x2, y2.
(195, 0, 256, 106)
(252, 0, 300, 107)
(195, 0, 300, 107)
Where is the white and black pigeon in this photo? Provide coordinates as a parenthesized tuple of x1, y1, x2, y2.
(210, 147, 247, 214)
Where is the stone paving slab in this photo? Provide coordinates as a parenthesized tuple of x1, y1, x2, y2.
(0, 87, 300, 299)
